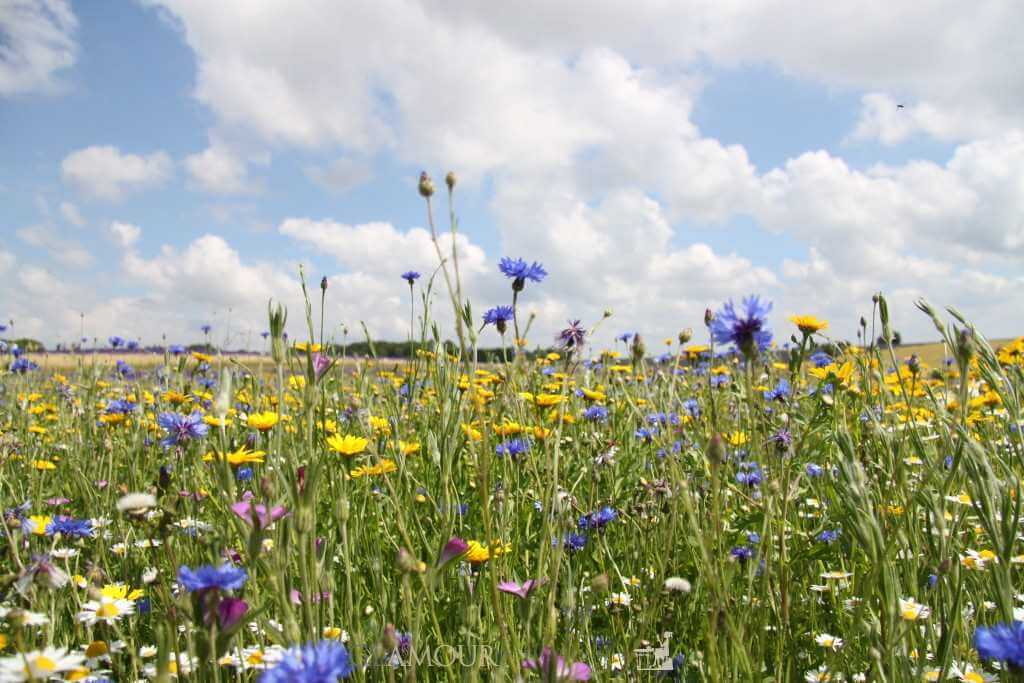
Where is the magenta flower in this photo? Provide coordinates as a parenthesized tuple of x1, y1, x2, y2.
(312, 353, 334, 381)
(231, 501, 289, 530)
(217, 597, 249, 629)
(436, 537, 469, 570)
(498, 578, 545, 600)
(522, 648, 591, 681)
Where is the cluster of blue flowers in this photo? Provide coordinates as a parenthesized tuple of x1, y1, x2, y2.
(578, 506, 617, 530)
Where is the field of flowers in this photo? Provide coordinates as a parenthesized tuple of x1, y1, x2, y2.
(2, 177, 1024, 682)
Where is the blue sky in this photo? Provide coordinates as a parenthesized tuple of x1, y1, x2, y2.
(1, 1, 1022, 349)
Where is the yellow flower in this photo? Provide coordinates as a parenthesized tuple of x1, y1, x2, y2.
(32, 460, 56, 470)
(398, 441, 421, 456)
(461, 424, 483, 441)
(369, 416, 392, 435)
(534, 394, 564, 407)
(192, 351, 213, 363)
(464, 540, 511, 565)
(247, 412, 280, 432)
(294, 342, 322, 353)
(289, 375, 306, 391)
(101, 583, 145, 601)
(327, 434, 369, 456)
(203, 415, 232, 427)
(350, 459, 398, 479)
(205, 446, 266, 466)
(162, 390, 188, 405)
(579, 388, 606, 402)
(789, 315, 829, 335)
(725, 431, 748, 447)
(27, 515, 52, 535)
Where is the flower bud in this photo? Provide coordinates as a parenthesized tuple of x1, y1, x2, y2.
(678, 328, 693, 345)
(418, 171, 434, 198)
(590, 572, 610, 595)
(445, 171, 457, 191)
(706, 433, 726, 466)
(320, 276, 328, 292)
(396, 548, 424, 574)
(704, 308, 715, 328)
(381, 624, 399, 652)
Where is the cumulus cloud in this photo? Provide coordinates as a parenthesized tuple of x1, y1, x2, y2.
(304, 157, 373, 194)
(107, 221, 141, 248)
(61, 145, 173, 200)
(184, 137, 263, 194)
(16, 223, 91, 267)
(59, 200, 84, 226)
(0, 0, 77, 96)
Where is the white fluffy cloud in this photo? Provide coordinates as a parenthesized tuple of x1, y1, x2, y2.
(107, 221, 141, 248)
(11, 1, 1024, 346)
(59, 200, 84, 226)
(184, 137, 262, 194)
(16, 223, 91, 267)
(61, 145, 173, 200)
(0, 0, 77, 96)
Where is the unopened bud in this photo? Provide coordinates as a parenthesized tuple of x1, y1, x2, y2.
(678, 328, 692, 345)
(445, 171, 457, 191)
(320, 276, 328, 292)
(381, 624, 399, 652)
(396, 548, 423, 574)
(706, 433, 726, 466)
(631, 334, 646, 362)
(590, 572, 610, 595)
(704, 308, 715, 328)
(418, 171, 434, 198)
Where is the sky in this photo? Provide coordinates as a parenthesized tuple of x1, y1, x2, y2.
(1, 0, 1022, 351)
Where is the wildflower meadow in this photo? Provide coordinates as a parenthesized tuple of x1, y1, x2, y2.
(3, 175, 1024, 683)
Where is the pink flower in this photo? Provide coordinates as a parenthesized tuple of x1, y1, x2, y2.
(231, 501, 288, 530)
(522, 648, 591, 681)
(436, 537, 469, 570)
(498, 578, 545, 600)
(217, 597, 249, 629)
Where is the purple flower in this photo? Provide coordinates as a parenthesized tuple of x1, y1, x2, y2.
(498, 578, 544, 599)
(710, 295, 773, 356)
(231, 501, 289, 530)
(556, 320, 586, 351)
(522, 647, 591, 681)
(158, 411, 209, 448)
(401, 271, 421, 285)
(312, 353, 333, 381)
(436, 537, 469, 570)
(9, 358, 39, 373)
(45, 516, 93, 538)
(495, 438, 530, 460)
(217, 597, 249, 629)
(177, 563, 247, 592)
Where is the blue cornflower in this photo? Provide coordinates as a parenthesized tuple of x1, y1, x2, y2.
(805, 463, 823, 478)
(635, 426, 658, 442)
(579, 506, 617, 530)
(556, 320, 586, 350)
(9, 358, 39, 373)
(237, 466, 254, 482)
(764, 378, 790, 402)
(168, 344, 186, 355)
(710, 374, 730, 388)
(105, 399, 136, 415)
(558, 533, 588, 553)
(495, 438, 531, 460)
(583, 405, 608, 421)
(157, 411, 209, 448)
(817, 529, 840, 544)
(647, 412, 669, 426)
(177, 563, 247, 592)
(736, 463, 762, 488)
(710, 295, 773, 356)
(259, 640, 354, 682)
(730, 546, 753, 563)
(46, 516, 93, 538)
(115, 359, 136, 379)
(681, 398, 701, 418)
(974, 621, 1024, 669)
(201, 325, 212, 335)
(809, 351, 833, 368)
(747, 532, 761, 544)
(401, 271, 421, 285)
(498, 257, 547, 291)
(126, 340, 139, 351)
(482, 305, 514, 333)
(616, 333, 633, 343)
(109, 336, 125, 348)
